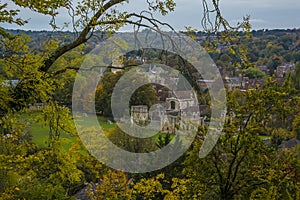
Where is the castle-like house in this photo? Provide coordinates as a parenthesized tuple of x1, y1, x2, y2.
(130, 90, 203, 134)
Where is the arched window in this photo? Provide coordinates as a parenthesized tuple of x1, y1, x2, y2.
(170, 101, 176, 110)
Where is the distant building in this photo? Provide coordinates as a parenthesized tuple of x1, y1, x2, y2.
(111, 57, 124, 73)
(141, 64, 179, 86)
(279, 138, 300, 149)
(167, 90, 198, 110)
(130, 90, 204, 134)
(224, 76, 242, 90)
(130, 105, 148, 126)
(225, 76, 265, 91)
(197, 79, 215, 90)
(275, 64, 295, 78)
(257, 65, 270, 74)
(242, 77, 265, 90)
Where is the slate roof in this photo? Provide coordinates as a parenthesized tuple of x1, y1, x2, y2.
(279, 138, 300, 149)
(173, 90, 195, 99)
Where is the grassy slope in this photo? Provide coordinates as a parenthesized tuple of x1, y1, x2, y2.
(26, 112, 187, 155)
(26, 113, 115, 151)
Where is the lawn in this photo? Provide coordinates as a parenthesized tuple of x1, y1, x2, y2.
(24, 113, 115, 152)
(26, 116, 79, 151)
(259, 135, 271, 140)
(24, 112, 182, 153)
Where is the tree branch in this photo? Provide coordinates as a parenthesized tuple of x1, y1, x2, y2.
(40, 0, 127, 73)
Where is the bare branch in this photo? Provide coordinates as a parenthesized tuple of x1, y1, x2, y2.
(51, 64, 140, 77)
(40, 0, 127, 73)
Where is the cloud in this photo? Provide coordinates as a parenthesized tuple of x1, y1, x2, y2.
(1, 0, 299, 31)
(222, 0, 300, 10)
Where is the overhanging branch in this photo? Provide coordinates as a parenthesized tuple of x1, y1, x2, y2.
(40, 0, 128, 73)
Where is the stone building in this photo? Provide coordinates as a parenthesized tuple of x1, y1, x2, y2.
(130, 90, 203, 134)
(130, 105, 149, 126)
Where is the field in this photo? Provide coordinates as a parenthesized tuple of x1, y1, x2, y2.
(24, 113, 116, 152)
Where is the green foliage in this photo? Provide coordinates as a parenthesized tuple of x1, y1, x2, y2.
(0, 0, 179, 199)
(182, 79, 300, 199)
(88, 169, 130, 200)
(131, 173, 169, 199)
(292, 111, 300, 140)
(267, 55, 284, 74)
(130, 83, 157, 108)
(0, 3, 26, 26)
(95, 70, 157, 118)
(95, 71, 124, 117)
(35, 102, 75, 143)
(270, 128, 294, 147)
(12, 0, 68, 16)
(147, 0, 176, 16)
(107, 126, 158, 153)
(291, 62, 300, 90)
(13, 147, 85, 199)
(242, 67, 267, 79)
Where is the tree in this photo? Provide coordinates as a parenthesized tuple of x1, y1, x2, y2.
(291, 62, 300, 90)
(95, 70, 157, 118)
(292, 111, 300, 140)
(15, 147, 85, 199)
(87, 169, 131, 200)
(266, 55, 284, 74)
(95, 71, 124, 117)
(0, 0, 176, 113)
(0, 1, 177, 198)
(131, 173, 169, 199)
(242, 67, 267, 79)
(182, 78, 300, 199)
(106, 126, 157, 153)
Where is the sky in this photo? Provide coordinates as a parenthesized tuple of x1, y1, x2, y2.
(2, 0, 300, 31)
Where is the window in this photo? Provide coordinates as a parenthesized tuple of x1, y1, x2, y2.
(170, 101, 176, 110)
